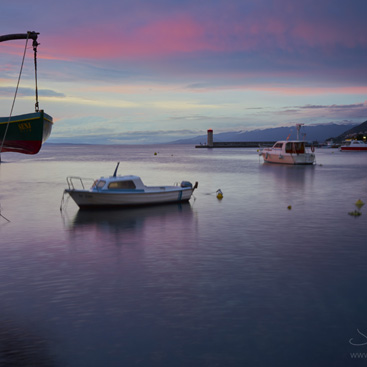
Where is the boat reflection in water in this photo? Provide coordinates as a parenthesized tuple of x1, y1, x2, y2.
(64, 202, 195, 246)
(262, 161, 315, 184)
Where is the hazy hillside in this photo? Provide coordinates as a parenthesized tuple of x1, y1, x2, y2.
(173, 123, 358, 144)
(335, 120, 367, 141)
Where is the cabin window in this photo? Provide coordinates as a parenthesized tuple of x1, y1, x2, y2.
(285, 143, 292, 153)
(96, 180, 106, 189)
(108, 180, 136, 190)
(294, 142, 305, 154)
(274, 143, 283, 149)
(285, 142, 305, 154)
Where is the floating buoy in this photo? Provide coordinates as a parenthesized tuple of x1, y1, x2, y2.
(355, 199, 365, 209)
(216, 189, 223, 200)
(348, 210, 362, 217)
(154, 152, 157, 156)
(287, 205, 292, 210)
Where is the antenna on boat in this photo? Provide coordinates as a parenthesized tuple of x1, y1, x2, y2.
(113, 162, 120, 177)
(296, 124, 304, 140)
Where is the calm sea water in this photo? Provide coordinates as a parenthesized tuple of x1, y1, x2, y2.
(0, 144, 366, 367)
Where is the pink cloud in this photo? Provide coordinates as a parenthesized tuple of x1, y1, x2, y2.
(22, 0, 365, 75)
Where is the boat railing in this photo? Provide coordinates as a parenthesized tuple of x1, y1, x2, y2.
(66, 176, 95, 191)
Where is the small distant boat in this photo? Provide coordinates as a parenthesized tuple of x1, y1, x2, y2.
(62, 163, 198, 209)
(259, 124, 315, 165)
(339, 140, 367, 152)
(0, 32, 53, 156)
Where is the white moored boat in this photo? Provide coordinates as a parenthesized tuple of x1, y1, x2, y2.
(259, 124, 315, 165)
(62, 163, 198, 209)
(339, 140, 367, 151)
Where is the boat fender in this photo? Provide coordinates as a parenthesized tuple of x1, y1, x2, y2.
(216, 189, 223, 200)
(265, 153, 269, 159)
(311, 145, 315, 152)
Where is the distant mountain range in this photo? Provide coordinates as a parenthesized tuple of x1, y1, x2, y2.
(172, 122, 364, 144)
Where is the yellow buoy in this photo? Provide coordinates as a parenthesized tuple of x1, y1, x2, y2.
(287, 205, 292, 210)
(355, 199, 365, 209)
(216, 189, 223, 200)
(154, 152, 157, 156)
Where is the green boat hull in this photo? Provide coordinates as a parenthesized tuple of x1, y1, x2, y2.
(0, 110, 53, 154)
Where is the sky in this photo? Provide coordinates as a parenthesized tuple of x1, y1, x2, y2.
(1, 0, 367, 144)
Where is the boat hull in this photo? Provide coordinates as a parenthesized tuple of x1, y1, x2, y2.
(340, 147, 367, 151)
(65, 187, 194, 209)
(261, 152, 315, 165)
(0, 110, 53, 154)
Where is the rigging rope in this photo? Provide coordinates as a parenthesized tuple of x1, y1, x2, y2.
(0, 32, 33, 159)
(33, 38, 39, 112)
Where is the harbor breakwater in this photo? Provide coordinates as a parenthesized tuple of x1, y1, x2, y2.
(195, 141, 276, 148)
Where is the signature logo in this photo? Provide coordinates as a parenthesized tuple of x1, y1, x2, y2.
(349, 329, 367, 346)
(18, 122, 32, 133)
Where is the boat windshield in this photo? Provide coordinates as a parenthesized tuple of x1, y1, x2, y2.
(273, 142, 283, 149)
(96, 180, 106, 189)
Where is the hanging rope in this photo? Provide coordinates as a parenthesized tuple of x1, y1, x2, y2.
(0, 33, 30, 159)
(33, 37, 39, 112)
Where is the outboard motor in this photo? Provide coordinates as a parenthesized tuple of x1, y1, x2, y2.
(180, 181, 193, 188)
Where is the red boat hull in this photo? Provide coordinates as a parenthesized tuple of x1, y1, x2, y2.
(0, 140, 43, 154)
(340, 147, 367, 151)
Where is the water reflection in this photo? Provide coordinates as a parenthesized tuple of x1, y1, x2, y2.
(0, 319, 55, 366)
(261, 163, 315, 189)
(64, 203, 194, 238)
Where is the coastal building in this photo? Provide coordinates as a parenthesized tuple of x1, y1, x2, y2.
(207, 129, 213, 147)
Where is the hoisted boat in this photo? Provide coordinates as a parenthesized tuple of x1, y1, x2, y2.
(0, 31, 53, 156)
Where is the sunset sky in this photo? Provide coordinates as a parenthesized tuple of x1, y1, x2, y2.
(1, 0, 366, 143)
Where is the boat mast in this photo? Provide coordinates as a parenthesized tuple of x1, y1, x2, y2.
(296, 123, 304, 140)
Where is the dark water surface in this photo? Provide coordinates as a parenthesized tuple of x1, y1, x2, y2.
(0, 144, 366, 366)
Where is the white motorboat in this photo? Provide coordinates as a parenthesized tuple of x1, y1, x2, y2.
(62, 163, 198, 209)
(259, 124, 315, 165)
(259, 140, 315, 165)
(339, 140, 367, 151)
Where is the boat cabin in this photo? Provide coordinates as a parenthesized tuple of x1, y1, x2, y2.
(272, 141, 306, 154)
(91, 175, 146, 192)
(342, 140, 367, 147)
